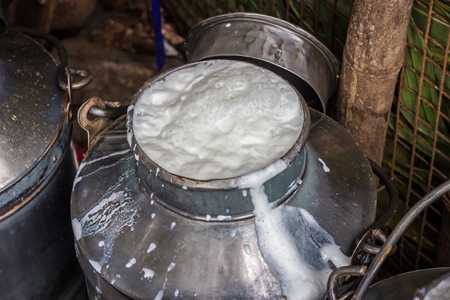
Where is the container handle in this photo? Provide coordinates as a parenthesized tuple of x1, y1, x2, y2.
(78, 97, 125, 146)
(14, 26, 93, 124)
(327, 159, 399, 300)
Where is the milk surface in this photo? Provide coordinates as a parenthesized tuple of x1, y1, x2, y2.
(132, 60, 303, 180)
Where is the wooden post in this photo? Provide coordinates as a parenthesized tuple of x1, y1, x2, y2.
(334, 0, 414, 165)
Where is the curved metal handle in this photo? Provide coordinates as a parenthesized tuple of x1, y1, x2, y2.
(78, 97, 124, 146)
(367, 159, 399, 231)
(348, 159, 398, 267)
(327, 266, 366, 300)
(327, 159, 399, 299)
(14, 27, 93, 124)
(351, 179, 450, 300)
(58, 67, 93, 91)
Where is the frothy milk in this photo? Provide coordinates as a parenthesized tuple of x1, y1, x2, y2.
(132, 60, 303, 180)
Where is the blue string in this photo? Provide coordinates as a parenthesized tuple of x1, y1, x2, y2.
(151, 0, 165, 71)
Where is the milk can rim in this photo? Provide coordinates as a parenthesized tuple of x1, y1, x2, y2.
(127, 59, 311, 189)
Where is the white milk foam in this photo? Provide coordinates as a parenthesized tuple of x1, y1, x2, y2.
(238, 161, 350, 300)
(132, 60, 303, 180)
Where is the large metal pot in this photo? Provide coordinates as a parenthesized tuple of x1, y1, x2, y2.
(72, 57, 378, 299)
(0, 13, 92, 299)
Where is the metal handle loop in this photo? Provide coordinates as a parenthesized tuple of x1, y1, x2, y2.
(78, 97, 125, 146)
(58, 67, 93, 91)
(327, 266, 367, 300)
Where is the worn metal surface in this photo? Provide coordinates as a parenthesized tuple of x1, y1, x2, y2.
(184, 13, 339, 113)
(72, 108, 376, 299)
(0, 26, 86, 299)
(0, 146, 84, 299)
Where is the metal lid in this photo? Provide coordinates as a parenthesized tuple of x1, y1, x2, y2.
(0, 27, 64, 192)
(185, 13, 340, 113)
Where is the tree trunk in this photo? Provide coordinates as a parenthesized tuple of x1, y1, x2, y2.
(334, 0, 414, 165)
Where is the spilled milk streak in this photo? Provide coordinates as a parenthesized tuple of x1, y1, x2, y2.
(73, 149, 132, 188)
(154, 290, 164, 300)
(167, 262, 176, 272)
(318, 158, 330, 173)
(89, 260, 102, 273)
(217, 215, 232, 221)
(153, 261, 177, 299)
(126, 258, 136, 268)
(243, 244, 252, 255)
(142, 268, 155, 280)
(72, 182, 139, 269)
(147, 243, 157, 253)
(238, 160, 349, 300)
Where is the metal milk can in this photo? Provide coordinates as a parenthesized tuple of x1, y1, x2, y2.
(71, 13, 398, 300)
(0, 8, 92, 298)
(73, 78, 377, 300)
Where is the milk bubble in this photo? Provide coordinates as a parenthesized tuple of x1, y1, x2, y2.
(132, 60, 303, 180)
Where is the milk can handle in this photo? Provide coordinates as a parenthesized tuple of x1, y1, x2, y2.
(14, 27, 93, 92)
(349, 159, 399, 266)
(327, 179, 450, 300)
(367, 160, 399, 231)
(350, 179, 450, 300)
(327, 159, 399, 300)
(14, 27, 93, 123)
(78, 96, 127, 146)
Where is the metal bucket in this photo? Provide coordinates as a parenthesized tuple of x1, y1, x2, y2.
(72, 58, 377, 299)
(184, 13, 340, 113)
(0, 25, 91, 299)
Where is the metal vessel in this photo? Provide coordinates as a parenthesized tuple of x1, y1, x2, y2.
(0, 10, 91, 298)
(72, 61, 378, 299)
(185, 13, 340, 113)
